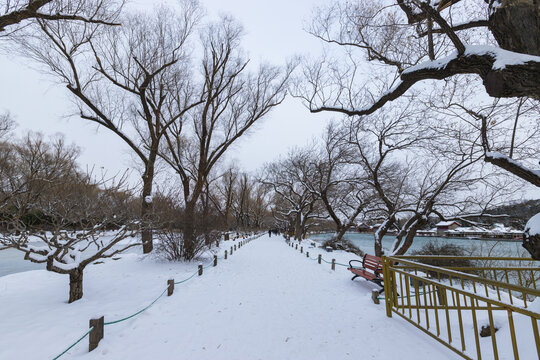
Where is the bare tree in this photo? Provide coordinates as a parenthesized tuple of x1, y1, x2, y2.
(0, 112, 15, 138)
(301, 0, 540, 258)
(301, 0, 540, 114)
(0, 132, 79, 213)
(263, 149, 323, 241)
(299, 124, 372, 242)
(208, 167, 271, 231)
(209, 166, 239, 230)
(421, 80, 540, 256)
(0, 0, 122, 35)
(0, 134, 138, 302)
(160, 17, 294, 259)
(12, 2, 202, 253)
(248, 181, 271, 229)
(341, 99, 498, 255)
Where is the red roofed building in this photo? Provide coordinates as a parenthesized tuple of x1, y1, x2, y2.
(435, 221, 461, 236)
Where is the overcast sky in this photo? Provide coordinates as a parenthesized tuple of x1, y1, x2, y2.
(1, 0, 537, 200)
(0, 0, 332, 180)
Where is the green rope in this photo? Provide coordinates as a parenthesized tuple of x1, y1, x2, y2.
(104, 287, 168, 325)
(51, 327, 94, 360)
(50, 242, 250, 359)
(174, 270, 198, 284)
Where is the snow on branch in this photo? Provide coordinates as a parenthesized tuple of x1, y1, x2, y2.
(311, 45, 540, 117)
(484, 151, 540, 187)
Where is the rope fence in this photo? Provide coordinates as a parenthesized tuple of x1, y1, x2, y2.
(285, 238, 350, 269)
(51, 232, 264, 360)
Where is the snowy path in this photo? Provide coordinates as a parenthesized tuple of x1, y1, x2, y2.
(0, 235, 459, 359)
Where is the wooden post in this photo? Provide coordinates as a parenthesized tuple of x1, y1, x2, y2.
(224, 233, 229, 241)
(198, 264, 203, 276)
(300, 246, 303, 253)
(234, 244, 237, 251)
(306, 251, 309, 258)
(225, 250, 228, 259)
(372, 290, 380, 304)
(318, 254, 322, 264)
(89, 316, 104, 352)
(331, 259, 335, 271)
(230, 246, 233, 255)
(167, 279, 174, 296)
(213, 255, 217, 267)
(436, 286, 446, 306)
(296, 244, 298, 250)
(216, 240, 220, 248)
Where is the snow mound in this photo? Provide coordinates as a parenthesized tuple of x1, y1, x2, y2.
(525, 212, 540, 236)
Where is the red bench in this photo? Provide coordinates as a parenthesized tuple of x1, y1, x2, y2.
(348, 254, 384, 293)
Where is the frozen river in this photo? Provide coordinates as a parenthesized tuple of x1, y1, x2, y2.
(308, 232, 527, 257)
(0, 243, 143, 278)
(0, 233, 528, 278)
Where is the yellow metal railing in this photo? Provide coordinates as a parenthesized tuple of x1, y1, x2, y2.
(382, 256, 540, 360)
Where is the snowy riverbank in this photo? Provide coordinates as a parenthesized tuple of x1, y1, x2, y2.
(0, 234, 464, 360)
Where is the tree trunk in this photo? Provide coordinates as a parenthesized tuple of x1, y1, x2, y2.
(183, 202, 197, 260)
(374, 232, 384, 257)
(523, 233, 540, 260)
(374, 216, 395, 257)
(141, 155, 156, 254)
(489, 1, 540, 57)
(334, 226, 348, 242)
(294, 213, 302, 241)
(391, 217, 426, 256)
(69, 270, 83, 303)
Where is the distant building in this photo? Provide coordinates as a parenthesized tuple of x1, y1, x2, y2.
(417, 228, 437, 237)
(443, 223, 522, 240)
(356, 223, 371, 232)
(435, 221, 461, 236)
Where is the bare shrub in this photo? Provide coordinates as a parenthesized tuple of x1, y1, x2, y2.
(322, 237, 364, 257)
(411, 241, 476, 277)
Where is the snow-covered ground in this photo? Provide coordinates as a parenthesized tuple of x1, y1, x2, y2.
(1, 234, 463, 359)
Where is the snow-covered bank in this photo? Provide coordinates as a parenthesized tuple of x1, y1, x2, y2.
(1, 234, 459, 359)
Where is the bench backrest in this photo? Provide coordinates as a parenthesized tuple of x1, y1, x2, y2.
(362, 254, 383, 273)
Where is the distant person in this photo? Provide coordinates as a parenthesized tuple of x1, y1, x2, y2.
(268, 229, 271, 237)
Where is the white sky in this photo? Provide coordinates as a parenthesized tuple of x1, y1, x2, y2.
(0, 0, 332, 179)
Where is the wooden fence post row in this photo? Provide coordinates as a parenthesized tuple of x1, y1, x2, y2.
(87, 234, 273, 354)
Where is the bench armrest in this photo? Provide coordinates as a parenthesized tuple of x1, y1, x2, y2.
(348, 259, 363, 268)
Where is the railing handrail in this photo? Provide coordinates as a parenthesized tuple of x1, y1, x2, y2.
(392, 255, 537, 261)
(392, 265, 539, 271)
(386, 256, 540, 297)
(388, 266, 540, 318)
